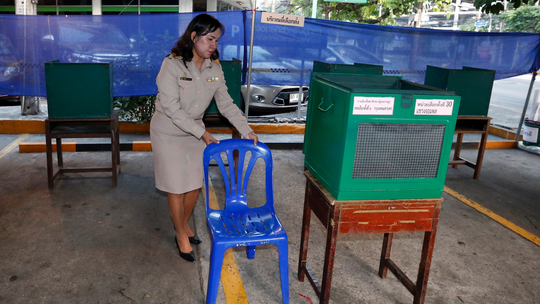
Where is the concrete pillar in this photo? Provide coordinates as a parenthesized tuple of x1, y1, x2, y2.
(453, 0, 461, 31)
(15, 0, 41, 115)
(207, 0, 217, 11)
(92, 0, 102, 15)
(15, 0, 37, 15)
(179, 0, 193, 12)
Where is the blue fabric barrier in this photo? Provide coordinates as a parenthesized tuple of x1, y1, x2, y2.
(0, 10, 539, 97)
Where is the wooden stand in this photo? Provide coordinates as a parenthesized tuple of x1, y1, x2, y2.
(203, 114, 241, 139)
(45, 111, 120, 188)
(449, 116, 492, 179)
(298, 171, 443, 304)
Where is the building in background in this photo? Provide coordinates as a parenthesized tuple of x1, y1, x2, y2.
(0, 0, 251, 15)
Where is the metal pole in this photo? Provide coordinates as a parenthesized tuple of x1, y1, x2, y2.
(244, 7, 256, 118)
(516, 72, 537, 141)
(311, 0, 317, 18)
(297, 61, 304, 119)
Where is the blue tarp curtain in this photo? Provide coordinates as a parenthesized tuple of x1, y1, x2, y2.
(0, 10, 539, 97)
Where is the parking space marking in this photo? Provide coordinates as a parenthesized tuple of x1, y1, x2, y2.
(444, 186, 540, 247)
(204, 179, 249, 304)
(0, 134, 29, 160)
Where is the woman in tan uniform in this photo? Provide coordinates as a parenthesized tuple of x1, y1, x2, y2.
(150, 14, 258, 262)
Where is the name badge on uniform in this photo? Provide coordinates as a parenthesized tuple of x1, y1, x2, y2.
(179, 76, 192, 81)
(207, 77, 219, 82)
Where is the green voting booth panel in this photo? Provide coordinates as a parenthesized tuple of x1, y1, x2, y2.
(312, 60, 383, 75)
(304, 73, 461, 200)
(206, 59, 243, 114)
(424, 65, 495, 117)
(45, 60, 113, 119)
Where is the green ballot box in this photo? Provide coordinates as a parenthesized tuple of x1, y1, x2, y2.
(304, 73, 461, 200)
(305, 61, 384, 154)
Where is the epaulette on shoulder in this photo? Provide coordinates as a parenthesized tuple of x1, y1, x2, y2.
(213, 59, 220, 64)
(167, 53, 182, 59)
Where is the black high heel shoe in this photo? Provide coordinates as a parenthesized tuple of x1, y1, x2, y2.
(189, 235, 202, 245)
(175, 237, 196, 262)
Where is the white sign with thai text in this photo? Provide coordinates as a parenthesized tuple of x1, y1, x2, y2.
(523, 125, 539, 143)
(353, 97, 394, 115)
(261, 12, 305, 27)
(414, 99, 454, 116)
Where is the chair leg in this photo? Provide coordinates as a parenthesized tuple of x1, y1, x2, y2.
(207, 244, 226, 304)
(246, 245, 256, 259)
(277, 240, 290, 304)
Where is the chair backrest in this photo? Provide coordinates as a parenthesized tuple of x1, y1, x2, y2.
(203, 139, 274, 212)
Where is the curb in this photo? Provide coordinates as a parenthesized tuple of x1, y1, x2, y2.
(18, 140, 514, 153)
(19, 141, 304, 153)
(0, 120, 305, 134)
(2, 119, 520, 151)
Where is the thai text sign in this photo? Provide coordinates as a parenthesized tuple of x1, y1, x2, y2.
(261, 12, 305, 27)
(353, 97, 394, 115)
(414, 99, 454, 116)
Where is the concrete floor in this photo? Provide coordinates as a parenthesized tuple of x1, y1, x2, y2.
(1, 130, 540, 303)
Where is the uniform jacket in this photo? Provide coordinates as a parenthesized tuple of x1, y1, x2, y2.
(152, 54, 253, 138)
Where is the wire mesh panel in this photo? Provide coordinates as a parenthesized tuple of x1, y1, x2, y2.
(353, 123, 445, 179)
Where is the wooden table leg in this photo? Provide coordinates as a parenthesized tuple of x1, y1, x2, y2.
(452, 133, 464, 169)
(232, 128, 241, 139)
(379, 233, 394, 279)
(320, 212, 339, 304)
(414, 204, 441, 304)
(56, 138, 63, 169)
(473, 130, 489, 179)
(298, 182, 312, 282)
(111, 130, 117, 187)
(116, 127, 121, 174)
(45, 122, 54, 189)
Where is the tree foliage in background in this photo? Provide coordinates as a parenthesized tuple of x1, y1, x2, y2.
(459, 4, 540, 33)
(459, 14, 502, 32)
(502, 5, 540, 32)
(285, 0, 451, 25)
(474, 0, 539, 14)
(114, 95, 156, 124)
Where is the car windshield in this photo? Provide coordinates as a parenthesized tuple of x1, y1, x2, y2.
(0, 35, 14, 56)
(58, 23, 131, 52)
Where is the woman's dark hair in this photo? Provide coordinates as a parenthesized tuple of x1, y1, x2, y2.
(171, 14, 224, 64)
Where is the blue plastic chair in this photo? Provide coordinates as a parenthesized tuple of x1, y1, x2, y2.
(203, 138, 289, 304)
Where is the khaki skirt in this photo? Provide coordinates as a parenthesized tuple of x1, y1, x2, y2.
(150, 111, 206, 194)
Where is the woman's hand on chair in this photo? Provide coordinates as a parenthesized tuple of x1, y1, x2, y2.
(202, 132, 219, 145)
(245, 132, 259, 146)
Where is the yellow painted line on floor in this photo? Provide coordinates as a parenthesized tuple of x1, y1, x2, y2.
(0, 134, 29, 160)
(444, 186, 540, 247)
(204, 179, 249, 304)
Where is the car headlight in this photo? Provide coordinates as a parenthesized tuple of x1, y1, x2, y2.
(252, 95, 265, 103)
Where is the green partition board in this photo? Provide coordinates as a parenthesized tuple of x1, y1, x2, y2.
(206, 59, 242, 114)
(353, 62, 384, 75)
(424, 65, 495, 116)
(424, 65, 451, 90)
(304, 73, 461, 200)
(45, 60, 113, 119)
(313, 60, 383, 75)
